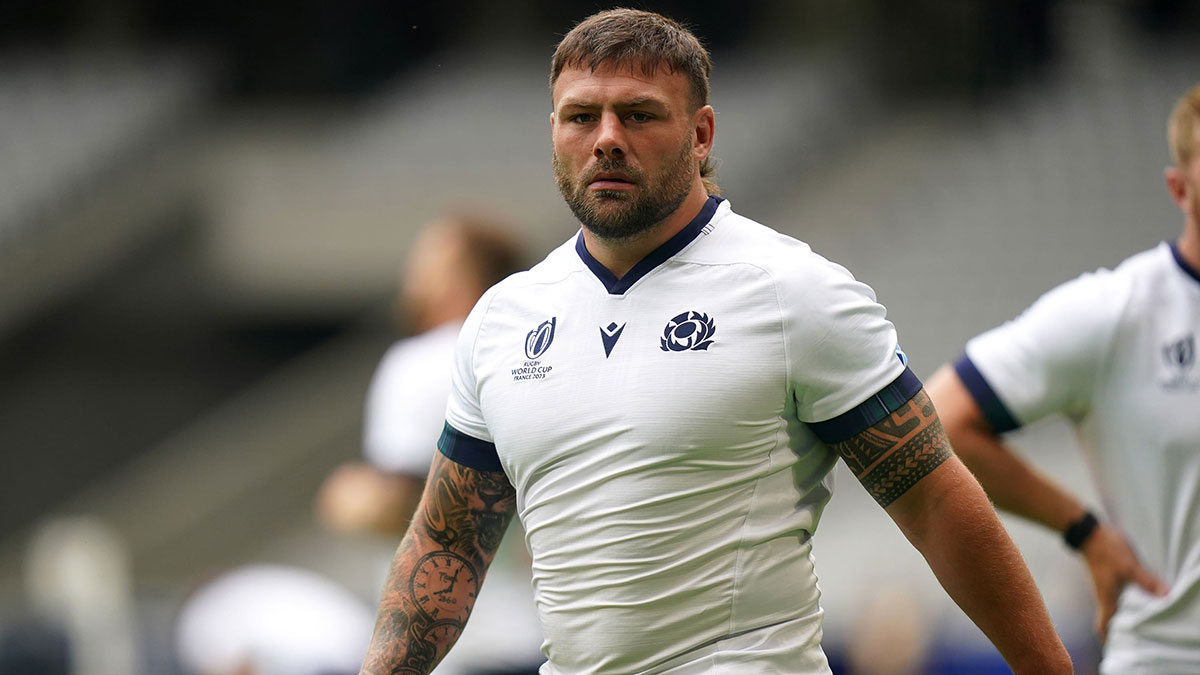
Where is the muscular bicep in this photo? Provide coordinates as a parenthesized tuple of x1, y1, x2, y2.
(827, 388, 953, 507)
(413, 451, 517, 566)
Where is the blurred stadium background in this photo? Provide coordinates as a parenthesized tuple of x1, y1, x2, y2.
(1, 1, 1198, 673)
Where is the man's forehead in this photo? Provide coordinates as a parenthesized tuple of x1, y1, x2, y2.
(552, 61, 688, 104)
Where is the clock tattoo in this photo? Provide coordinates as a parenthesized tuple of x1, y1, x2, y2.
(411, 552, 479, 621)
(421, 620, 463, 663)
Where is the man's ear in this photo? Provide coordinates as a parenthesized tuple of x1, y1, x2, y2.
(1166, 165, 1187, 208)
(693, 105, 715, 158)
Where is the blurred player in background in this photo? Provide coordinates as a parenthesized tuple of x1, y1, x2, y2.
(175, 563, 374, 675)
(317, 215, 542, 675)
(358, 9, 1072, 674)
(928, 83, 1200, 673)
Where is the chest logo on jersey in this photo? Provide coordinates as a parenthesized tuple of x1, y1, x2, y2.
(525, 317, 556, 359)
(1160, 333, 1197, 391)
(514, 317, 556, 381)
(660, 311, 716, 352)
(600, 322, 625, 358)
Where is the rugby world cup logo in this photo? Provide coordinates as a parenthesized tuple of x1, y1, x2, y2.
(1160, 333, 1197, 390)
(660, 311, 716, 352)
(525, 317, 557, 359)
(1163, 334, 1195, 371)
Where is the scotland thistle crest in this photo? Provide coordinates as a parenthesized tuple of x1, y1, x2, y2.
(660, 311, 716, 352)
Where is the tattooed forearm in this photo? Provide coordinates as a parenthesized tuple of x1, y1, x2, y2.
(361, 453, 516, 675)
(829, 388, 953, 507)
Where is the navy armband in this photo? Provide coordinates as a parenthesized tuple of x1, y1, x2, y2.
(810, 367, 923, 444)
(437, 422, 504, 472)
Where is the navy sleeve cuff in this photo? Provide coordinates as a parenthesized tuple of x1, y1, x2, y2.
(810, 367, 924, 444)
(437, 422, 505, 472)
(953, 353, 1021, 433)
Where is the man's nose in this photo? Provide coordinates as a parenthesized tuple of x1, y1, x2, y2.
(593, 112, 626, 159)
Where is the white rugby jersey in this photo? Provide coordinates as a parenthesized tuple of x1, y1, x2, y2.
(958, 242, 1200, 673)
(440, 197, 914, 674)
(363, 323, 544, 674)
(364, 322, 462, 475)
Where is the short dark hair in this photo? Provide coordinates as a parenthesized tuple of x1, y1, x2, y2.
(550, 8, 712, 110)
(550, 8, 720, 196)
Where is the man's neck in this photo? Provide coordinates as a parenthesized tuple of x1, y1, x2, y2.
(580, 185, 709, 280)
(1177, 220, 1200, 273)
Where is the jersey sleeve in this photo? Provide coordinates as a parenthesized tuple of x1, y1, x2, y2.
(440, 287, 505, 472)
(782, 255, 914, 443)
(362, 342, 452, 476)
(958, 269, 1127, 431)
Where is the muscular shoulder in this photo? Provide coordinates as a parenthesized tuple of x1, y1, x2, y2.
(684, 205, 901, 421)
(678, 206, 868, 307)
(680, 207, 811, 264)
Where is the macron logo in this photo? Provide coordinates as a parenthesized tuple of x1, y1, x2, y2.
(600, 322, 626, 358)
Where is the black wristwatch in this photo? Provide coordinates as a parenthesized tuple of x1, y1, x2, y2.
(1063, 511, 1099, 551)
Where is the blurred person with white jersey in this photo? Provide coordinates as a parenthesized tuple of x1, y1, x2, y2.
(317, 215, 542, 675)
(358, 9, 1072, 675)
(928, 83, 1200, 673)
(175, 564, 374, 675)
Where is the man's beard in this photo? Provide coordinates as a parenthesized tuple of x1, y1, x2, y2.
(554, 140, 696, 242)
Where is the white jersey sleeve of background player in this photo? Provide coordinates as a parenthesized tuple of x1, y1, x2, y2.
(363, 322, 462, 476)
(959, 269, 1130, 430)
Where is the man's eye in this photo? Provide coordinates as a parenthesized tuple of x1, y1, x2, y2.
(629, 112, 653, 122)
(571, 113, 596, 123)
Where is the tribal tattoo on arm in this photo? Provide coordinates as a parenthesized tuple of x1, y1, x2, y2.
(828, 388, 953, 507)
(360, 452, 517, 675)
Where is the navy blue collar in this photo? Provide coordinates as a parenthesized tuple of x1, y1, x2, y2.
(575, 196, 723, 295)
(1169, 241, 1200, 286)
